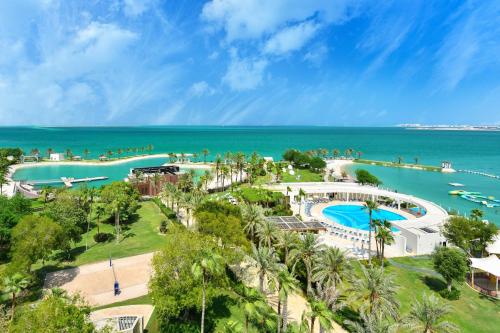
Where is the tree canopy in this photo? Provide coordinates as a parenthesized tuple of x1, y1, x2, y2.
(355, 169, 382, 186)
(432, 247, 468, 292)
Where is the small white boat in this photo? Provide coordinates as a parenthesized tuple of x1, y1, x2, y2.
(448, 183, 464, 187)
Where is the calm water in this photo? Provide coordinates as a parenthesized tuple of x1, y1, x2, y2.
(322, 205, 407, 231)
(2, 126, 500, 224)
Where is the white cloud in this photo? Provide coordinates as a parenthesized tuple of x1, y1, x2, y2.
(202, 0, 359, 41)
(263, 20, 320, 55)
(189, 81, 215, 97)
(223, 51, 268, 91)
(123, 0, 155, 17)
(304, 44, 328, 65)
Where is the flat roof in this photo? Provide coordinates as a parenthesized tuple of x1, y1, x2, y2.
(131, 165, 180, 175)
(267, 216, 326, 231)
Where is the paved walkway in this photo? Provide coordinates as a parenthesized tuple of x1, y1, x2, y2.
(44, 252, 154, 306)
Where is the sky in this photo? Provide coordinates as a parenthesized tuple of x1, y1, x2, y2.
(0, 0, 499, 126)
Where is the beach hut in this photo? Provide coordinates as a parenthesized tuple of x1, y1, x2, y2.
(486, 235, 500, 256)
(50, 153, 65, 161)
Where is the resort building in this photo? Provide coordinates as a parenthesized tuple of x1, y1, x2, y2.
(49, 153, 65, 161)
(469, 255, 500, 299)
(128, 165, 180, 196)
(266, 182, 448, 257)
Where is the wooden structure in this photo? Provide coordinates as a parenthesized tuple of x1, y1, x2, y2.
(129, 165, 180, 196)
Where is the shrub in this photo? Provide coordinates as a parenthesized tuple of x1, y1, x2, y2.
(439, 287, 461, 300)
(355, 169, 381, 186)
(159, 220, 169, 234)
(94, 232, 113, 243)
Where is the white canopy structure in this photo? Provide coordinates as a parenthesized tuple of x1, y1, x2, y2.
(470, 255, 500, 295)
(486, 235, 500, 255)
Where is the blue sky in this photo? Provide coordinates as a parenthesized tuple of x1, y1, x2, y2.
(0, 0, 499, 126)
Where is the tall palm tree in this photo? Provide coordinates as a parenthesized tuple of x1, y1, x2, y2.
(203, 170, 213, 190)
(363, 200, 379, 265)
(276, 230, 299, 265)
(346, 310, 398, 333)
(307, 298, 335, 333)
(215, 154, 223, 189)
(234, 285, 268, 333)
(2, 273, 29, 320)
(181, 192, 194, 227)
(250, 245, 278, 293)
(332, 149, 340, 159)
(290, 233, 324, 297)
(65, 148, 73, 160)
(235, 152, 246, 182)
(349, 265, 399, 320)
(298, 188, 306, 214)
(470, 208, 484, 221)
(313, 247, 351, 290)
(191, 251, 225, 333)
(202, 148, 209, 163)
(46, 147, 54, 158)
(397, 156, 403, 164)
(83, 148, 90, 159)
(414, 156, 419, 165)
(241, 204, 265, 243)
(221, 165, 229, 190)
(403, 293, 458, 333)
(374, 220, 394, 264)
(95, 204, 105, 234)
(272, 267, 300, 333)
(256, 219, 278, 249)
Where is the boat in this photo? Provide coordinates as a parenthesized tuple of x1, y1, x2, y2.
(448, 183, 464, 187)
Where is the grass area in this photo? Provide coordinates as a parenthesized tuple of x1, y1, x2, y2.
(354, 159, 442, 172)
(70, 201, 166, 266)
(281, 168, 323, 182)
(352, 256, 500, 333)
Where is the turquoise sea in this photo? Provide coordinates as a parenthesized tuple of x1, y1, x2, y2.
(2, 126, 500, 225)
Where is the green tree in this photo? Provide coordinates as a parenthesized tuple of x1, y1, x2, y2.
(256, 219, 278, 249)
(241, 204, 265, 243)
(355, 169, 381, 186)
(2, 273, 29, 320)
(432, 247, 468, 292)
(10, 215, 65, 272)
(346, 311, 398, 333)
(313, 247, 351, 290)
(250, 245, 278, 293)
(307, 298, 335, 333)
(10, 292, 98, 333)
(374, 219, 394, 264)
(192, 251, 225, 333)
(202, 148, 209, 163)
(272, 267, 300, 333)
(403, 293, 458, 333)
(290, 233, 324, 297)
(233, 286, 267, 333)
(349, 265, 399, 320)
(100, 182, 139, 243)
(363, 200, 379, 265)
(275, 230, 299, 265)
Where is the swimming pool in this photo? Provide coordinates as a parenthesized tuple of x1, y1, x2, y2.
(322, 205, 407, 231)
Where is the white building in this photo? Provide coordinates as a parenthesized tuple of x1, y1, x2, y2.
(49, 153, 65, 161)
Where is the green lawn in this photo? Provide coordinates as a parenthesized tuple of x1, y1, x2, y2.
(71, 201, 166, 266)
(281, 168, 323, 182)
(353, 257, 500, 333)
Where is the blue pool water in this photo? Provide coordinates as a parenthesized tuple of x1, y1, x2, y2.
(322, 205, 407, 231)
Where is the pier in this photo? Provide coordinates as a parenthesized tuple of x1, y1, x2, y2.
(27, 176, 108, 188)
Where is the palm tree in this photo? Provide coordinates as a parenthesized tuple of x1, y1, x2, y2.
(374, 220, 394, 264)
(403, 293, 458, 333)
(234, 286, 268, 333)
(414, 156, 419, 165)
(470, 208, 484, 221)
(307, 298, 335, 333)
(313, 247, 351, 290)
(363, 200, 379, 265)
(349, 265, 399, 320)
(241, 204, 265, 243)
(332, 149, 340, 159)
(357, 151, 363, 159)
(221, 165, 229, 190)
(297, 188, 306, 214)
(65, 148, 73, 160)
(256, 219, 278, 249)
(203, 170, 213, 190)
(272, 267, 300, 333)
(202, 148, 209, 163)
(290, 233, 324, 297)
(250, 245, 278, 293)
(46, 147, 54, 158)
(236, 152, 246, 182)
(397, 156, 403, 164)
(95, 204, 105, 235)
(83, 148, 90, 159)
(215, 154, 223, 189)
(192, 251, 225, 333)
(276, 230, 299, 265)
(2, 273, 29, 320)
(346, 310, 398, 333)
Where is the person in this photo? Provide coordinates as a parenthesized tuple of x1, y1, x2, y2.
(114, 281, 121, 296)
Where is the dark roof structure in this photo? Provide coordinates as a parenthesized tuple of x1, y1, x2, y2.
(267, 216, 326, 232)
(131, 165, 179, 175)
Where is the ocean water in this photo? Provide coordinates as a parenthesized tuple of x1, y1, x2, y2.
(2, 126, 500, 224)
